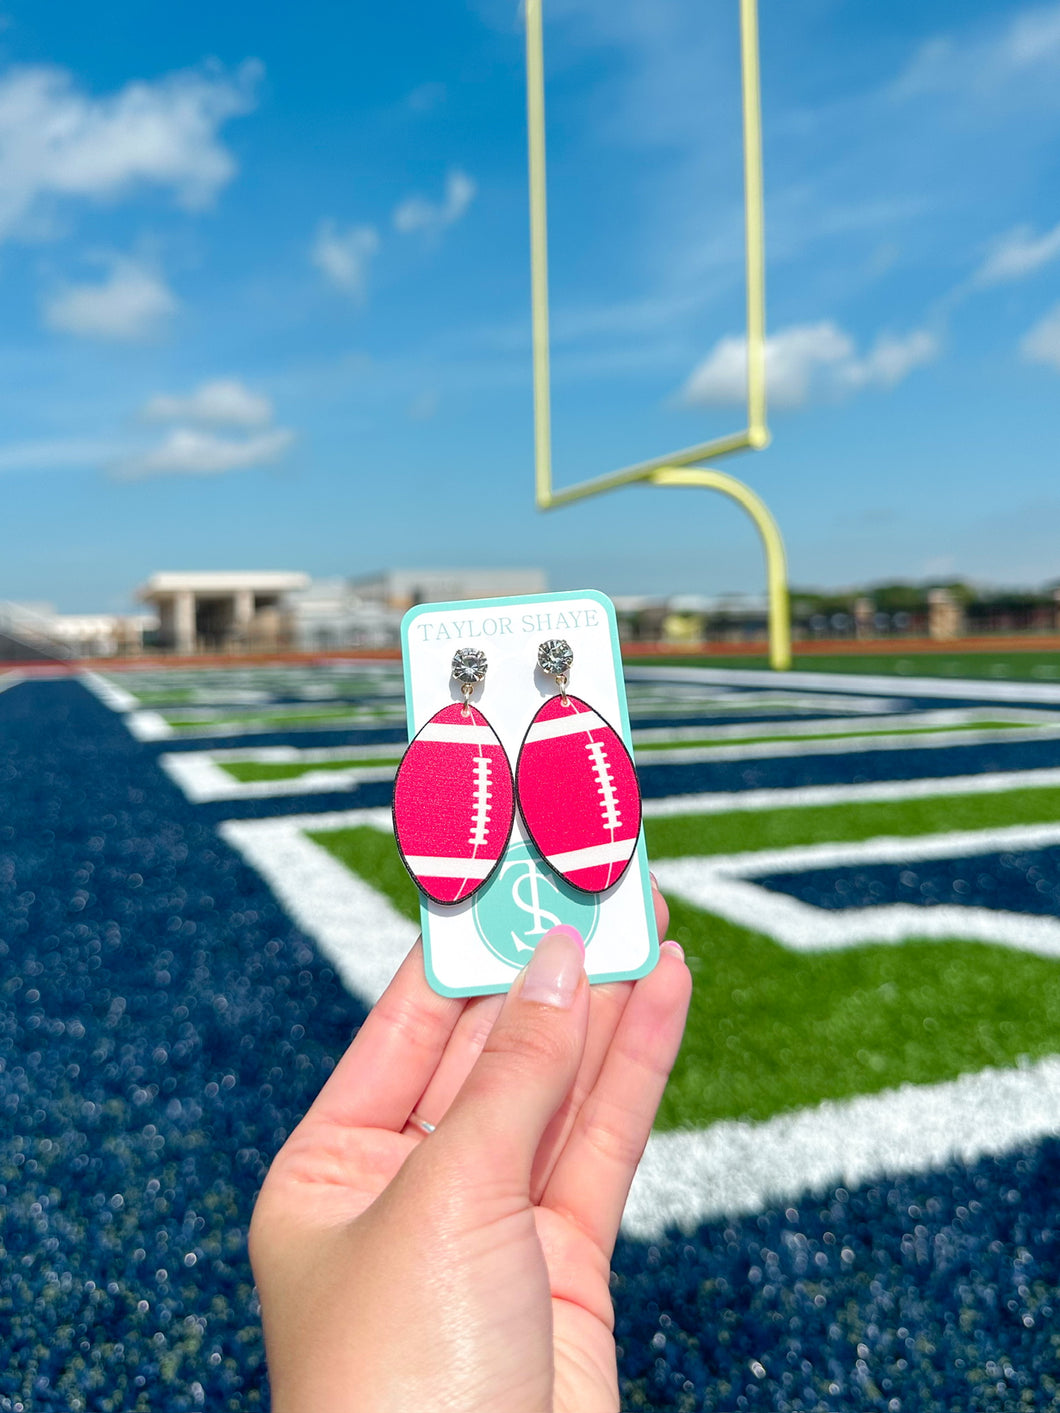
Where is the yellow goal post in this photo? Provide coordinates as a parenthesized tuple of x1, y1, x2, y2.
(524, 0, 790, 669)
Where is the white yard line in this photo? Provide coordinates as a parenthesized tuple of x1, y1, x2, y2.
(219, 809, 410, 1004)
(161, 751, 396, 802)
(642, 764, 1060, 817)
(626, 662, 1060, 704)
(625, 1057, 1060, 1234)
(654, 821, 1060, 959)
(126, 709, 173, 740)
(78, 670, 139, 712)
(630, 706, 1053, 744)
(635, 722, 1060, 765)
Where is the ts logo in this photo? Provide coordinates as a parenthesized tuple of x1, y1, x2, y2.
(472, 841, 598, 968)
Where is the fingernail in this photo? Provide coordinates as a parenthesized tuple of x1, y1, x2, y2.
(520, 926, 585, 1009)
(661, 939, 684, 962)
(649, 872, 659, 889)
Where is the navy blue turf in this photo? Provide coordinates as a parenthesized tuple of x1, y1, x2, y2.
(5, 678, 1060, 1410)
(756, 847, 1060, 918)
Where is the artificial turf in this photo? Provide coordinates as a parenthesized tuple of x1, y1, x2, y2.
(633, 720, 1028, 751)
(638, 651, 1060, 680)
(307, 823, 1060, 1129)
(643, 784, 1060, 859)
(220, 757, 401, 782)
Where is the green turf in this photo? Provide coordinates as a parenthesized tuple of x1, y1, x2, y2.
(165, 706, 394, 729)
(309, 827, 421, 924)
(644, 784, 1060, 859)
(633, 720, 1027, 751)
(636, 651, 1060, 681)
(221, 757, 400, 782)
(307, 821, 1060, 1129)
(655, 899, 1060, 1128)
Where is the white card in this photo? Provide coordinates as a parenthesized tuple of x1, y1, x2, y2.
(399, 589, 659, 997)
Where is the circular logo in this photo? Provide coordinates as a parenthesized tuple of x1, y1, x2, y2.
(472, 840, 600, 969)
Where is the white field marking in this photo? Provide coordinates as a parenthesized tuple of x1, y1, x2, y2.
(219, 808, 413, 1004)
(0, 670, 25, 693)
(156, 708, 405, 739)
(218, 799, 1060, 1229)
(641, 764, 1060, 818)
(626, 662, 1060, 705)
(653, 821, 1060, 959)
(79, 670, 138, 711)
(208, 743, 402, 764)
(635, 722, 1060, 766)
(623, 1056, 1060, 1234)
(126, 709, 173, 740)
(627, 685, 910, 715)
(160, 750, 396, 802)
(629, 706, 1057, 745)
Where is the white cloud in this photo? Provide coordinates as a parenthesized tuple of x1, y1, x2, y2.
(974, 222, 1060, 286)
(1021, 302, 1060, 372)
(310, 220, 379, 300)
(142, 378, 272, 428)
(0, 59, 260, 240)
(678, 322, 938, 411)
(893, 3, 1060, 99)
(43, 257, 177, 340)
(393, 169, 476, 235)
(114, 426, 294, 480)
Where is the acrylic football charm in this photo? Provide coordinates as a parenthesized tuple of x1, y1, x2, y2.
(516, 693, 642, 893)
(393, 648, 515, 905)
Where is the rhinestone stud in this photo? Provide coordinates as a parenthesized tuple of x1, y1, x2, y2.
(538, 639, 573, 678)
(451, 648, 488, 685)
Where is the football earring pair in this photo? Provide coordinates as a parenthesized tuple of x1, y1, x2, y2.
(393, 641, 642, 905)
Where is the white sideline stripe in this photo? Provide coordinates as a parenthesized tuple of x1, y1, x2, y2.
(642, 765, 1060, 817)
(629, 707, 1055, 744)
(524, 709, 606, 743)
(403, 854, 495, 879)
(637, 723, 1060, 766)
(653, 821, 1060, 959)
(417, 723, 499, 745)
(220, 812, 413, 1004)
(126, 709, 173, 740)
(549, 839, 637, 871)
(625, 662, 1060, 704)
(160, 750, 395, 802)
(624, 1057, 1060, 1234)
(629, 687, 908, 715)
(79, 670, 138, 712)
(0, 670, 25, 694)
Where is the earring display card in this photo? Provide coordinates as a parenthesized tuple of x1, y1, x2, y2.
(399, 589, 659, 997)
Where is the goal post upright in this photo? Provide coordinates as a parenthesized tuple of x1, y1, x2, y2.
(524, 0, 790, 670)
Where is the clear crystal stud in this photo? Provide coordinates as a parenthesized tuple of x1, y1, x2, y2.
(451, 648, 488, 685)
(538, 639, 573, 677)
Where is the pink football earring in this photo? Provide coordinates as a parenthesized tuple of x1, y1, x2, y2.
(392, 647, 514, 905)
(516, 639, 642, 894)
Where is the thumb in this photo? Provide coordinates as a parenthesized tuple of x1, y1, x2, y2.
(432, 925, 588, 1192)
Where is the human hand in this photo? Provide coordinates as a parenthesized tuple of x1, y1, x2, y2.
(249, 881, 691, 1413)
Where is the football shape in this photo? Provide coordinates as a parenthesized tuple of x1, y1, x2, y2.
(516, 693, 642, 893)
(393, 703, 514, 905)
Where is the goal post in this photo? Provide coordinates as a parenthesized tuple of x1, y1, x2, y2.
(524, 0, 790, 670)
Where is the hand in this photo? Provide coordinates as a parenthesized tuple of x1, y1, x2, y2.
(249, 882, 691, 1413)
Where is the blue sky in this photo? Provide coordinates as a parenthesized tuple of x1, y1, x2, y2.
(2, 0, 1060, 610)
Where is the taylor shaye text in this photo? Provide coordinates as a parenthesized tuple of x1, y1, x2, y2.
(413, 608, 603, 643)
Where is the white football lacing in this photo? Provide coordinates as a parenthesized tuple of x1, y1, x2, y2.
(468, 754, 492, 850)
(585, 740, 621, 834)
